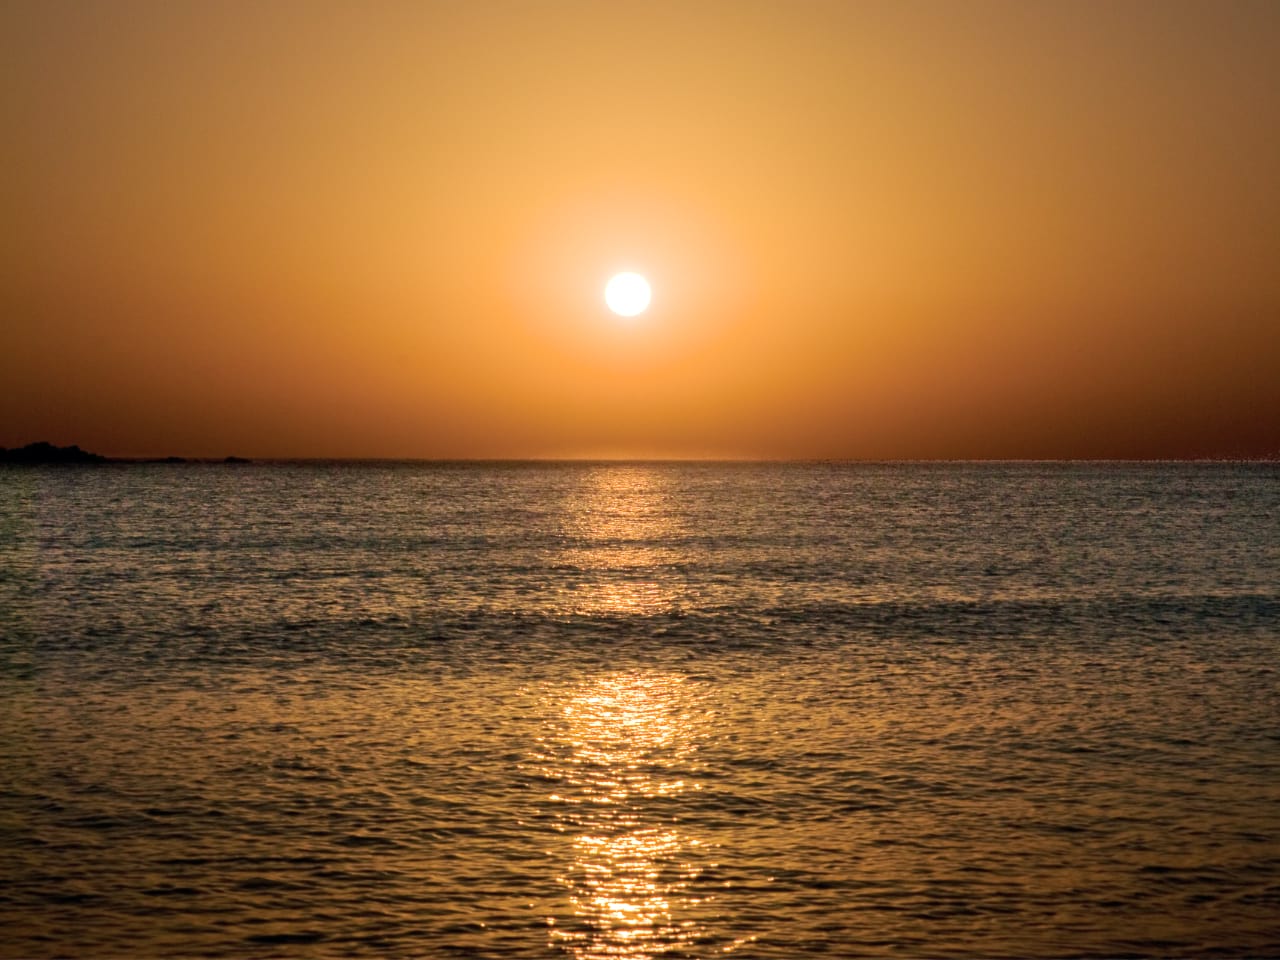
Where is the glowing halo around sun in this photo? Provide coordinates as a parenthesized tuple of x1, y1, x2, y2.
(604, 272, 651, 317)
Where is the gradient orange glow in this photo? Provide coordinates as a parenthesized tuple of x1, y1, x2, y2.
(3, 1, 1278, 458)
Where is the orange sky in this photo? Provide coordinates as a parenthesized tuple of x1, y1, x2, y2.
(3, 0, 1278, 459)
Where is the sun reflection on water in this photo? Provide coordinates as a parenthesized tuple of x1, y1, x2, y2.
(536, 673, 709, 959)
(553, 466, 690, 618)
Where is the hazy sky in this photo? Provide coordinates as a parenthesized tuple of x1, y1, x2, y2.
(3, 0, 1278, 458)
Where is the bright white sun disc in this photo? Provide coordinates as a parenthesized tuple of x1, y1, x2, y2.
(605, 272, 651, 316)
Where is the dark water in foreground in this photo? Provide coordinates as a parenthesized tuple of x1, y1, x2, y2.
(1, 462, 1277, 957)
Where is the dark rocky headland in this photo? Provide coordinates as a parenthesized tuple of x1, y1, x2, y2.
(0, 442, 109, 464)
(1, 442, 250, 465)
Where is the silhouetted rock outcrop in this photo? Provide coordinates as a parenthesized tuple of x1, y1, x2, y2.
(0, 442, 108, 464)
(223, 455, 251, 464)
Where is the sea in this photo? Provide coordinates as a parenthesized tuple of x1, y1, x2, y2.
(0, 461, 1277, 958)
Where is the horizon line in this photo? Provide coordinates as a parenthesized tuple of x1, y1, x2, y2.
(4, 442, 1277, 465)
(21, 456, 1280, 465)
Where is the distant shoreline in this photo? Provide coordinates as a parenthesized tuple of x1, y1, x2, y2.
(0, 442, 251, 466)
(2, 442, 1275, 466)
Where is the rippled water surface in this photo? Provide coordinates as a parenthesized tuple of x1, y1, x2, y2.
(1, 462, 1278, 957)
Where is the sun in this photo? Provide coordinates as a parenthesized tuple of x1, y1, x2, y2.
(604, 272, 651, 317)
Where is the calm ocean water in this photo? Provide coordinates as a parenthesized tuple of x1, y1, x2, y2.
(1, 461, 1277, 957)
